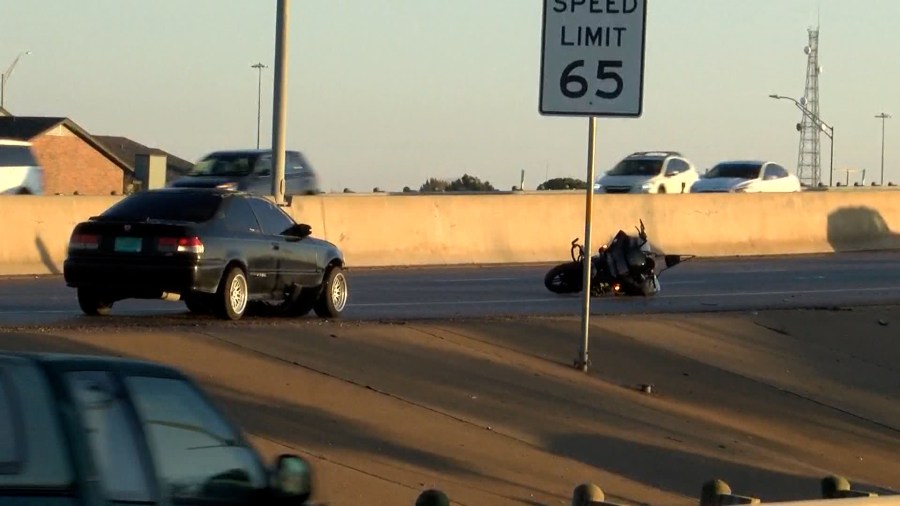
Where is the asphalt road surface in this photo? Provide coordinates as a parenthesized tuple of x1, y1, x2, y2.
(1, 251, 899, 327)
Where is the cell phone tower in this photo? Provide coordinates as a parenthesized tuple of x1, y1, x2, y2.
(796, 27, 823, 186)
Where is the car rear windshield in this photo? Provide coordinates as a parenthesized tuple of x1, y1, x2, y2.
(98, 191, 223, 223)
(0, 145, 38, 167)
(607, 158, 663, 176)
(705, 163, 761, 179)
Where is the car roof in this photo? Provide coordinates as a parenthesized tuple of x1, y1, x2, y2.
(626, 151, 683, 159)
(714, 160, 768, 165)
(137, 187, 255, 197)
(0, 351, 188, 378)
(202, 148, 303, 156)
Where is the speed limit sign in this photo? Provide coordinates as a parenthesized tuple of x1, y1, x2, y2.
(539, 0, 647, 117)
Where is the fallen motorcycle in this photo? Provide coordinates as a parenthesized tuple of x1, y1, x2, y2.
(543, 220, 689, 297)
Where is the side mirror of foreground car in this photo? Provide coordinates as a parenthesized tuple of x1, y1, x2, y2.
(271, 454, 313, 504)
(284, 223, 313, 240)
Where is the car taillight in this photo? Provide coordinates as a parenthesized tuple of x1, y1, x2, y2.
(158, 236, 204, 254)
(69, 233, 100, 250)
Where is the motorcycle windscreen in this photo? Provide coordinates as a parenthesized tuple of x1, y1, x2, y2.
(603, 236, 633, 278)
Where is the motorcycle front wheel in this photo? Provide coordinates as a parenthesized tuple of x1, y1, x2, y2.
(544, 262, 584, 294)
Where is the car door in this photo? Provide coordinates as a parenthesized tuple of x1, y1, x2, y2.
(219, 196, 278, 296)
(247, 197, 319, 289)
(121, 374, 269, 506)
(663, 158, 691, 193)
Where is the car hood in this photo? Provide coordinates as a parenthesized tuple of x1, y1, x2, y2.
(169, 175, 244, 188)
(692, 177, 753, 191)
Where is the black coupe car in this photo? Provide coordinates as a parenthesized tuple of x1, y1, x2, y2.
(63, 188, 347, 320)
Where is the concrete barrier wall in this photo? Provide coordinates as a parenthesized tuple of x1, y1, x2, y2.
(2, 191, 899, 275)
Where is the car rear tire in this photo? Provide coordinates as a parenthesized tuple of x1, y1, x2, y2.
(215, 267, 248, 320)
(77, 288, 113, 316)
(313, 266, 348, 318)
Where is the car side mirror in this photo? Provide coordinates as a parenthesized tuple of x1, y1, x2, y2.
(271, 454, 312, 504)
(283, 223, 312, 240)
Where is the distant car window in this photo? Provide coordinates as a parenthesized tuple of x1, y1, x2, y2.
(125, 376, 267, 503)
(607, 158, 663, 176)
(770, 164, 789, 178)
(99, 191, 224, 223)
(248, 197, 295, 235)
(65, 370, 154, 502)
(223, 196, 261, 233)
(0, 369, 23, 473)
(190, 153, 258, 177)
(0, 145, 38, 167)
(0, 359, 74, 489)
(705, 163, 761, 179)
(254, 154, 273, 175)
(666, 159, 689, 175)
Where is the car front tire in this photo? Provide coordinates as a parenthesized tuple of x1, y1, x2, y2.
(314, 266, 348, 318)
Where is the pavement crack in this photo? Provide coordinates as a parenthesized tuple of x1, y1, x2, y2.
(752, 321, 791, 336)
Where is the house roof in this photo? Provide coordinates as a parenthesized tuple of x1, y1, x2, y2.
(0, 116, 70, 140)
(95, 135, 194, 181)
(0, 116, 132, 174)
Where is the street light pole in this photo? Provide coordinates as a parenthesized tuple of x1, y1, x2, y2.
(251, 62, 268, 149)
(1, 50, 32, 109)
(875, 113, 891, 186)
(769, 93, 835, 186)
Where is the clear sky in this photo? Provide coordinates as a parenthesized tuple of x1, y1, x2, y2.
(2, 0, 898, 192)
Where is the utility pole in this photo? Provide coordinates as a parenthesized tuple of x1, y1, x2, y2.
(251, 62, 268, 149)
(875, 113, 891, 186)
(271, 0, 289, 205)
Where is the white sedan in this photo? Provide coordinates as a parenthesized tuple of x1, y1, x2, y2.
(690, 160, 801, 193)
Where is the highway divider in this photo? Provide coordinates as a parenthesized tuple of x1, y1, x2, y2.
(2, 191, 899, 276)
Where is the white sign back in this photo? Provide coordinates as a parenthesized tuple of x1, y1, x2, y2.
(539, 0, 647, 117)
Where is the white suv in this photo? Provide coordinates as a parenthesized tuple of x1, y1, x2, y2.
(0, 139, 43, 195)
(594, 151, 699, 194)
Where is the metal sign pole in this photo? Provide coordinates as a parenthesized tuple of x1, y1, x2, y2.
(538, 0, 646, 373)
(271, 0, 289, 206)
(578, 116, 598, 372)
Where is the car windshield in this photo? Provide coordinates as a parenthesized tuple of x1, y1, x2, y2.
(606, 158, 663, 177)
(98, 191, 223, 223)
(705, 163, 761, 179)
(189, 153, 259, 177)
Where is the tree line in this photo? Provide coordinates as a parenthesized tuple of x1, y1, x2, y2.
(341, 174, 589, 193)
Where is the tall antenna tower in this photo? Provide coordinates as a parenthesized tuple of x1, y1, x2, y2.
(796, 27, 823, 186)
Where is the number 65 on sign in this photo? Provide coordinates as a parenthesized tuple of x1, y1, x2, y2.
(539, 0, 647, 117)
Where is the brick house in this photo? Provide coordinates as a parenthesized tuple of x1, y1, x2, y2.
(0, 115, 194, 195)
